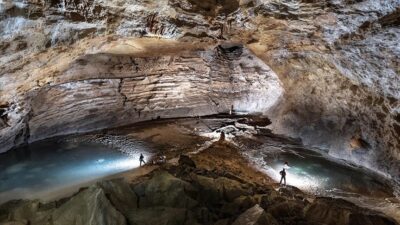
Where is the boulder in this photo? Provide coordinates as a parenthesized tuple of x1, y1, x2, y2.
(0, 200, 40, 222)
(213, 219, 230, 225)
(193, 206, 215, 224)
(2, 168, 397, 225)
(128, 207, 200, 225)
(191, 174, 253, 204)
(258, 191, 283, 210)
(267, 199, 307, 225)
(179, 154, 197, 168)
(305, 197, 399, 225)
(349, 213, 398, 225)
(219, 177, 253, 201)
(133, 171, 198, 209)
(232, 204, 278, 225)
(51, 186, 126, 225)
(0, 222, 28, 225)
(190, 174, 223, 205)
(221, 195, 257, 216)
(305, 197, 356, 225)
(97, 179, 138, 215)
(278, 186, 306, 200)
(0, 200, 51, 225)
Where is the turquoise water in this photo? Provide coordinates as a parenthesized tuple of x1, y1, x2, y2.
(0, 139, 145, 203)
(0, 128, 396, 208)
(240, 134, 400, 222)
(241, 135, 395, 198)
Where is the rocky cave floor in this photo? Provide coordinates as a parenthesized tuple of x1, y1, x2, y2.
(1, 115, 400, 225)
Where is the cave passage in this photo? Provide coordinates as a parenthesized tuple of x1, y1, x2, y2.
(243, 138, 394, 198)
(0, 138, 150, 204)
(0, 118, 397, 207)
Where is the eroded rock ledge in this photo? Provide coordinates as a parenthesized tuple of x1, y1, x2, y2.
(0, 38, 283, 153)
(0, 0, 399, 184)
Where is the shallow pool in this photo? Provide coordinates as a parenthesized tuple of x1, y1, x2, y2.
(241, 135, 395, 198)
(0, 138, 148, 204)
(240, 133, 400, 221)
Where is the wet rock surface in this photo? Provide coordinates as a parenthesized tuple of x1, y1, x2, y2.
(0, 0, 399, 206)
(0, 154, 398, 225)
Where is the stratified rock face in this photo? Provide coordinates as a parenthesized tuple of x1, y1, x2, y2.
(0, 38, 283, 152)
(0, 1, 399, 182)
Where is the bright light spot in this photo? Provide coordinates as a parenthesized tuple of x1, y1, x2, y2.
(265, 163, 328, 191)
(96, 158, 105, 163)
(58, 154, 151, 182)
(104, 157, 139, 170)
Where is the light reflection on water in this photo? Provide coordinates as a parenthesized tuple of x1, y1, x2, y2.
(242, 137, 395, 198)
(242, 135, 400, 221)
(0, 139, 148, 204)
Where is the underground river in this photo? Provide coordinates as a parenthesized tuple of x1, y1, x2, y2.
(0, 137, 153, 204)
(0, 117, 399, 221)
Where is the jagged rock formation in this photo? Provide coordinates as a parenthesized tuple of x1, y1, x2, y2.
(0, 0, 399, 183)
(0, 157, 398, 225)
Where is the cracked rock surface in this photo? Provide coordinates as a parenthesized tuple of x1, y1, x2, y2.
(1, 154, 398, 225)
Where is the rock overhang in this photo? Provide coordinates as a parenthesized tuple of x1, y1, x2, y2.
(0, 0, 399, 185)
(0, 37, 285, 153)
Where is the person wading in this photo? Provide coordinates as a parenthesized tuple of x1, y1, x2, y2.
(139, 153, 145, 166)
(279, 168, 286, 186)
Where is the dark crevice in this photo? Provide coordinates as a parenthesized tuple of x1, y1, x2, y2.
(13, 110, 31, 147)
(103, 192, 131, 225)
(0, 105, 10, 127)
(118, 78, 128, 107)
(379, 7, 400, 27)
(208, 96, 220, 106)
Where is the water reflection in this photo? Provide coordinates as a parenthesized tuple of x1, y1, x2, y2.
(242, 136, 394, 198)
(243, 137, 400, 222)
(0, 139, 148, 203)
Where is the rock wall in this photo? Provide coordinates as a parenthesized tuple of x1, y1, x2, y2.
(0, 0, 399, 182)
(244, 0, 400, 180)
(0, 38, 283, 152)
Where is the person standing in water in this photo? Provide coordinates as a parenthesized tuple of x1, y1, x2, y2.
(139, 153, 145, 166)
(279, 168, 286, 186)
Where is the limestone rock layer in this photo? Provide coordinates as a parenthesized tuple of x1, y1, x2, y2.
(0, 38, 283, 151)
(0, 0, 399, 183)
